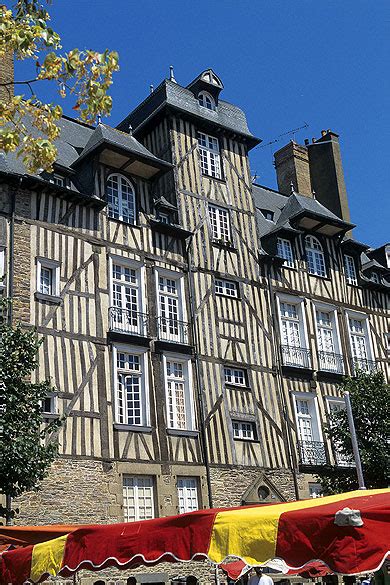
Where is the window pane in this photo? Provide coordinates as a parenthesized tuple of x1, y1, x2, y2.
(123, 476, 154, 522)
(277, 238, 294, 267)
(107, 175, 136, 224)
(177, 477, 198, 513)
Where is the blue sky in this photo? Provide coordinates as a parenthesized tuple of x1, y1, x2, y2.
(13, 0, 390, 246)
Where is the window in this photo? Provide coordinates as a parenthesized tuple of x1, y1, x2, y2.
(385, 333, 390, 355)
(198, 91, 216, 111)
(232, 420, 255, 440)
(277, 238, 294, 268)
(42, 394, 57, 415)
(260, 209, 274, 221)
(177, 478, 199, 513)
(158, 273, 187, 343)
(110, 261, 145, 335)
(208, 204, 231, 243)
(215, 278, 238, 298)
(114, 347, 149, 427)
(315, 308, 343, 373)
(49, 173, 64, 187)
(278, 298, 310, 367)
(224, 366, 246, 387)
(164, 356, 194, 430)
(0, 248, 5, 291)
(294, 394, 326, 465)
(308, 482, 323, 498)
(197, 132, 221, 179)
(371, 271, 380, 284)
(348, 314, 374, 372)
(326, 398, 354, 467)
(157, 212, 170, 224)
(37, 259, 60, 297)
(107, 174, 136, 224)
(123, 476, 154, 522)
(305, 235, 327, 277)
(344, 255, 357, 285)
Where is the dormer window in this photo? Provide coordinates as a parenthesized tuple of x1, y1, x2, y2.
(49, 173, 65, 187)
(157, 212, 170, 224)
(198, 91, 216, 111)
(107, 174, 136, 225)
(305, 235, 327, 277)
(371, 271, 380, 284)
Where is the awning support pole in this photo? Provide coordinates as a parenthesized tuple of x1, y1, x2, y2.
(344, 390, 366, 489)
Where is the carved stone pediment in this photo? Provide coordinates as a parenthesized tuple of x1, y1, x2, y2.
(241, 473, 286, 505)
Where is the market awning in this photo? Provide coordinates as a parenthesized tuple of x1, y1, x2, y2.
(0, 489, 389, 584)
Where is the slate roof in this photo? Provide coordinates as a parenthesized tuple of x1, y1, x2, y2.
(74, 123, 170, 168)
(117, 79, 260, 148)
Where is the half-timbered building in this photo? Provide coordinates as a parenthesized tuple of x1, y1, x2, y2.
(0, 66, 389, 581)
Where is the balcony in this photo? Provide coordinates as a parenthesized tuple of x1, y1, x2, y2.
(298, 440, 327, 466)
(157, 316, 190, 344)
(318, 351, 344, 374)
(281, 345, 312, 369)
(109, 307, 148, 337)
(351, 357, 377, 374)
(335, 450, 355, 468)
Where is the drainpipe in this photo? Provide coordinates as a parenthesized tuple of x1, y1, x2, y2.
(267, 267, 300, 500)
(4, 177, 18, 525)
(185, 236, 213, 508)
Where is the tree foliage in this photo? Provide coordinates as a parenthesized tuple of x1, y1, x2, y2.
(316, 370, 390, 494)
(0, 0, 119, 173)
(0, 300, 63, 522)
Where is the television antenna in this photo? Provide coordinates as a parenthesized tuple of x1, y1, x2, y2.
(255, 122, 309, 150)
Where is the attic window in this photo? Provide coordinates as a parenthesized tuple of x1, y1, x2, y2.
(198, 91, 216, 111)
(371, 271, 380, 284)
(260, 209, 274, 221)
(49, 174, 65, 187)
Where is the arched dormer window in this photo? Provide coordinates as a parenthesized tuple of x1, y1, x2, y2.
(305, 235, 327, 277)
(107, 174, 136, 224)
(198, 91, 216, 111)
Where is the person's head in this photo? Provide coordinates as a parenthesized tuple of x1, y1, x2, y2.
(127, 578, 137, 585)
(186, 576, 198, 585)
(255, 568, 263, 577)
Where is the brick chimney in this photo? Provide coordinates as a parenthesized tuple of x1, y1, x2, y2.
(307, 130, 351, 223)
(273, 129, 352, 225)
(274, 141, 312, 197)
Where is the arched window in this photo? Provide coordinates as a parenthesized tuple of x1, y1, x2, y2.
(106, 174, 136, 224)
(305, 235, 327, 277)
(198, 91, 216, 111)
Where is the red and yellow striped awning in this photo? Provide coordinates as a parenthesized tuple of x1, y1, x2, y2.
(0, 489, 389, 584)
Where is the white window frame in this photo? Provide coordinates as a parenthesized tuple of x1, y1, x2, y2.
(163, 353, 195, 431)
(385, 333, 390, 356)
(177, 477, 199, 513)
(371, 271, 381, 284)
(276, 294, 310, 367)
(224, 366, 247, 387)
(107, 173, 136, 224)
(312, 302, 343, 373)
(346, 310, 375, 371)
(0, 248, 5, 290)
(156, 268, 187, 343)
(208, 204, 231, 243)
(215, 278, 238, 298)
(198, 91, 216, 111)
(109, 255, 146, 335)
(123, 475, 154, 522)
(344, 254, 358, 286)
(260, 209, 274, 221)
(232, 420, 255, 441)
(293, 392, 323, 442)
(36, 258, 60, 297)
(325, 397, 354, 467)
(305, 235, 327, 277)
(113, 344, 150, 427)
(197, 131, 222, 179)
(42, 393, 58, 415)
(277, 238, 294, 268)
(49, 173, 65, 187)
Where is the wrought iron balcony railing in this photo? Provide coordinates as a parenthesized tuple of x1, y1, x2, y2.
(281, 345, 312, 369)
(109, 307, 148, 336)
(335, 450, 355, 468)
(318, 351, 344, 374)
(350, 357, 377, 374)
(298, 440, 327, 466)
(157, 316, 190, 344)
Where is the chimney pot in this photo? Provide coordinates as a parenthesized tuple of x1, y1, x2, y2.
(321, 130, 327, 137)
(304, 139, 309, 146)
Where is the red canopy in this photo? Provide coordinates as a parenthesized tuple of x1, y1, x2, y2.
(0, 489, 389, 584)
